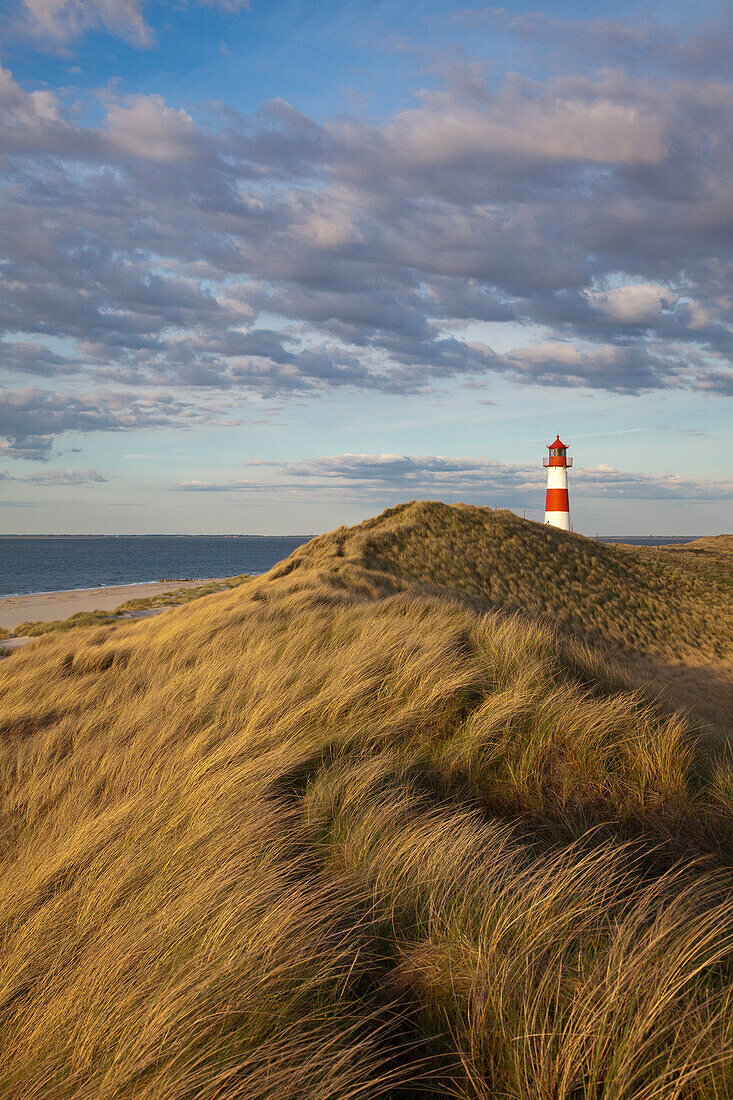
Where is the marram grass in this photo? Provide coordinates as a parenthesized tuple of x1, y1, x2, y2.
(0, 502, 732, 1098)
(12, 575, 251, 637)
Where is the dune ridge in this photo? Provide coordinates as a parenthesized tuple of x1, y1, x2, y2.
(1, 502, 732, 1098)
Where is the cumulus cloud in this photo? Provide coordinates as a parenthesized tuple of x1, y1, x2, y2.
(0, 63, 64, 138)
(103, 96, 200, 163)
(584, 284, 679, 325)
(383, 93, 668, 168)
(0, 6, 731, 457)
(172, 454, 733, 503)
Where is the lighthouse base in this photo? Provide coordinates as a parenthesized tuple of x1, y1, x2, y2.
(545, 511, 570, 531)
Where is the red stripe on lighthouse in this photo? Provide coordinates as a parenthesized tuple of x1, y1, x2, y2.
(545, 488, 569, 511)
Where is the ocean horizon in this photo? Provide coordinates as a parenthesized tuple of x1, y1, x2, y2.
(0, 535, 315, 598)
(0, 533, 701, 598)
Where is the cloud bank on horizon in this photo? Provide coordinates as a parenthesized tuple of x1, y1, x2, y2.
(0, 0, 730, 531)
(173, 453, 733, 505)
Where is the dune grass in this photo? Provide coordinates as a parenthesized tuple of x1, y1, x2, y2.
(280, 501, 732, 662)
(113, 574, 251, 612)
(663, 534, 733, 556)
(0, 503, 732, 1098)
(281, 501, 733, 738)
(10, 575, 251, 638)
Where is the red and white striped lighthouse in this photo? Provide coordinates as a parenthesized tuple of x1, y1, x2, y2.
(543, 435, 572, 531)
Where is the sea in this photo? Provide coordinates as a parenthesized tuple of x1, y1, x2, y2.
(599, 537, 698, 546)
(0, 536, 314, 598)
(0, 533, 699, 599)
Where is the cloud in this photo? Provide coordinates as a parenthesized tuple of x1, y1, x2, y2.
(17, 0, 154, 47)
(383, 92, 668, 168)
(200, 0, 250, 8)
(12, 0, 251, 47)
(496, 340, 698, 394)
(584, 284, 679, 325)
(0, 387, 213, 459)
(454, 5, 733, 79)
(0, 467, 107, 484)
(172, 454, 733, 503)
(0, 436, 55, 461)
(1, 340, 79, 377)
(0, 7, 730, 457)
(0, 63, 64, 139)
(103, 96, 200, 163)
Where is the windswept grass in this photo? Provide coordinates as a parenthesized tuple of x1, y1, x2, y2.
(279, 501, 732, 737)
(114, 574, 250, 612)
(13, 608, 125, 636)
(280, 501, 732, 661)
(11, 575, 251, 637)
(0, 502, 732, 1098)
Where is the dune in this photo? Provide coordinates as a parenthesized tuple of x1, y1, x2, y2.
(0, 502, 731, 1099)
(663, 533, 733, 554)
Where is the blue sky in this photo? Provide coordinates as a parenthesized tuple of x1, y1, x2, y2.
(0, 0, 731, 534)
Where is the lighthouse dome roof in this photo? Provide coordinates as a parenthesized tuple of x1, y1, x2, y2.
(549, 434, 567, 449)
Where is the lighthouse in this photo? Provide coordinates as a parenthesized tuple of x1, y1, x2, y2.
(544, 435, 572, 531)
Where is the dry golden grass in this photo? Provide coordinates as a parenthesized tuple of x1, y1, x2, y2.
(281, 501, 733, 737)
(1, 502, 732, 1098)
(281, 501, 731, 662)
(12, 575, 251, 637)
(664, 534, 733, 556)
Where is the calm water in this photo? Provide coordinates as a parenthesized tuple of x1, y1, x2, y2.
(0, 536, 314, 597)
(599, 537, 698, 546)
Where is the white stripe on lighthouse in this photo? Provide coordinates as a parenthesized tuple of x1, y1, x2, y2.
(545, 510, 570, 531)
(544, 465, 570, 530)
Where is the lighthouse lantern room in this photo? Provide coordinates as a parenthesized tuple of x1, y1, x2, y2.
(543, 435, 572, 531)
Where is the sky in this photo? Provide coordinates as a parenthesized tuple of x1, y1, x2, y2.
(0, 0, 731, 535)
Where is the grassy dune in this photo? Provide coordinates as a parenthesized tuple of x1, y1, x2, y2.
(663, 534, 733, 556)
(1, 503, 732, 1098)
(281, 502, 731, 661)
(281, 502, 733, 738)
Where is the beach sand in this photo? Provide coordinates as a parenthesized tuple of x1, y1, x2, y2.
(0, 579, 218, 633)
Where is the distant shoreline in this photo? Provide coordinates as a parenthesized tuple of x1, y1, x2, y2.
(0, 530, 314, 534)
(0, 534, 315, 600)
(0, 533, 698, 543)
(0, 579, 224, 633)
(599, 536, 699, 545)
(0, 577, 228, 601)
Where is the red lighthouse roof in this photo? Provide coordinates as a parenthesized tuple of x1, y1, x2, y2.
(544, 434, 572, 470)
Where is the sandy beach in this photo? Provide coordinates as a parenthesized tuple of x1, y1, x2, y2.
(0, 579, 218, 633)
